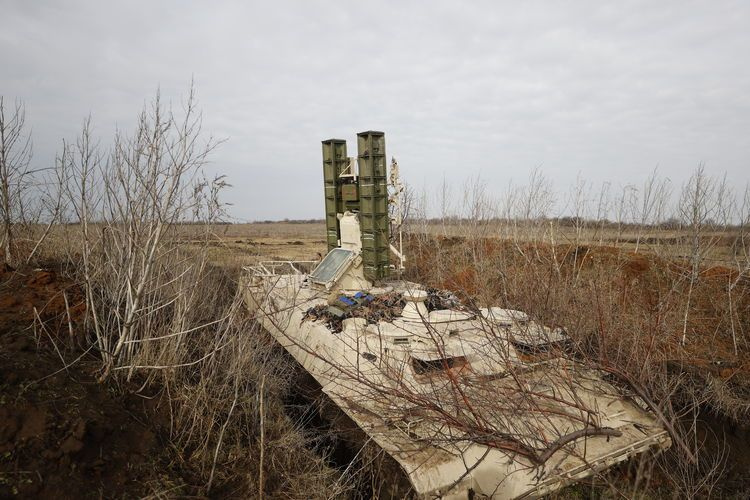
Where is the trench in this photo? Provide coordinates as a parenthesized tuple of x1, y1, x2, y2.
(663, 362, 750, 495)
(682, 405, 750, 495)
(282, 368, 358, 470)
(281, 358, 415, 499)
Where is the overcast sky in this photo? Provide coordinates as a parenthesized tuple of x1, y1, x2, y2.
(2, 1, 748, 220)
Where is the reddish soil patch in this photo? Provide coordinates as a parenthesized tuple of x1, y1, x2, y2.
(0, 264, 86, 345)
(411, 236, 750, 376)
(0, 265, 188, 498)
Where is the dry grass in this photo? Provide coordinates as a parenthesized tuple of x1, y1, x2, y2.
(415, 220, 744, 266)
(9, 90, 347, 498)
(403, 229, 749, 497)
(190, 219, 749, 498)
(12, 214, 747, 497)
(175, 222, 327, 267)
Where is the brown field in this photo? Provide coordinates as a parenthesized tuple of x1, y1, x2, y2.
(179, 222, 328, 266)
(195, 220, 750, 496)
(175, 220, 746, 269)
(3, 218, 749, 498)
(413, 220, 744, 265)
(179, 220, 749, 385)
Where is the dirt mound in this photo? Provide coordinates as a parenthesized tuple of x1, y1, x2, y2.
(0, 267, 86, 347)
(0, 266, 189, 498)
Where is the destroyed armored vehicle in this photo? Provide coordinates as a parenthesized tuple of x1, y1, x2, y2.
(242, 131, 671, 498)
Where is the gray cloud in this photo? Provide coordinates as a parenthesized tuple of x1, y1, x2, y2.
(1, 0, 748, 219)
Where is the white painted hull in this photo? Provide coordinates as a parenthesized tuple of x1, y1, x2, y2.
(243, 272, 671, 499)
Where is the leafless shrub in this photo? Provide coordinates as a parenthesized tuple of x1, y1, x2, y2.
(398, 169, 749, 497)
(633, 167, 671, 254)
(53, 88, 223, 377)
(678, 165, 731, 345)
(0, 97, 33, 265)
(34, 87, 348, 496)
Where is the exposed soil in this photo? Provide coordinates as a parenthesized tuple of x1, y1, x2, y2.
(0, 264, 189, 499)
(411, 236, 750, 376)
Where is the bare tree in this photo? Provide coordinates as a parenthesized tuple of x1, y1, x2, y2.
(437, 174, 453, 237)
(678, 164, 729, 345)
(24, 150, 67, 264)
(633, 167, 671, 253)
(0, 97, 33, 265)
(614, 183, 636, 246)
(593, 180, 611, 246)
(565, 174, 592, 283)
(520, 167, 554, 222)
(53, 86, 232, 380)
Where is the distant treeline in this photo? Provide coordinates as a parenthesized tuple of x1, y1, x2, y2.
(54, 217, 742, 231)
(55, 219, 325, 226)
(251, 218, 325, 224)
(219, 216, 743, 230)
(416, 216, 745, 231)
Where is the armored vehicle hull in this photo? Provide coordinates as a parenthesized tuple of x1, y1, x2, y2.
(242, 268, 671, 499)
(242, 131, 670, 498)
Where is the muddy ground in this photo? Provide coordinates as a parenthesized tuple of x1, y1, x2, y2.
(0, 264, 192, 498)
